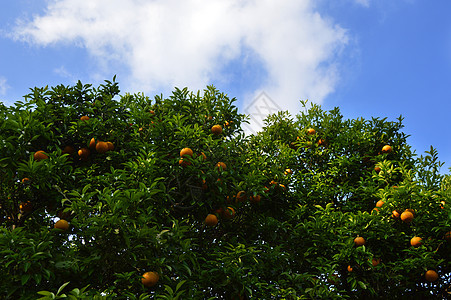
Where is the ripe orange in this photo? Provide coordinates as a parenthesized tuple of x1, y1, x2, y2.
(179, 158, 191, 167)
(141, 271, 159, 287)
(371, 258, 381, 267)
(19, 201, 33, 213)
(444, 231, 451, 242)
(374, 166, 381, 173)
(392, 210, 401, 218)
(307, 128, 316, 135)
(440, 201, 445, 209)
(249, 195, 261, 204)
(376, 200, 385, 208)
(106, 142, 114, 151)
(222, 207, 235, 220)
(89, 138, 96, 149)
(381, 145, 393, 154)
(354, 236, 366, 247)
(236, 191, 246, 202)
(405, 208, 415, 215)
(34, 150, 48, 161)
(80, 116, 90, 121)
(54, 219, 70, 231)
(205, 214, 218, 227)
(372, 207, 380, 214)
(62, 145, 75, 155)
(347, 265, 353, 272)
(78, 147, 90, 160)
(284, 169, 293, 175)
(211, 125, 223, 135)
(21, 178, 30, 184)
(424, 270, 438, 282)
(200, 152, 207, 160)
(96, 141, 109, 153)
(180, 148, 193, 158)
(215, 162, 227, 171)
(410, 237, 422, 247)
(317, 139, 327, 147)
(400, 211, 414, 223)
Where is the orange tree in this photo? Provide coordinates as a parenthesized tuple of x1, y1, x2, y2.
(0, 78, 450, 299)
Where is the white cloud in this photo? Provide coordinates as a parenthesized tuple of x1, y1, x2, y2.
(11, 0, 349, 127)
(354, 0, 370, 7)
(0, 76, 9, 96)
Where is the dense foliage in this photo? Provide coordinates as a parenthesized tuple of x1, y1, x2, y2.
(0, 78, 450, 299)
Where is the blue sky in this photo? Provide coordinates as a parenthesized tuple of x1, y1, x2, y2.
(1, 0, 451, 171)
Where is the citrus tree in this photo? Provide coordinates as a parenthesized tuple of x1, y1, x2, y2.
(0, 78, 449, 299)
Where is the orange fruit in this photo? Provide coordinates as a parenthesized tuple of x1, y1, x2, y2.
(96, 141, 109, 153)
(88, 138, 96, 149)
(249, 195, 261, 204)
(284, 169, 293, 175)
(307, 128, 316, 135)
(179, 158, 191, 167)
(381, 145, 392, 154)
(200, 152, 207, 160)
(215, 162, 227, 171)
(19, 201, 33, 213)
(62, 145, 75, 155)
(401, 211, 414, 223)
(21, 178, 30, 184)
(33, 150, 48, 161)
(149, 110, 155, 115)
(424, 270, 438, 282)
(78, 147, 90, 160)
(354, 236, 366, 247)
(222, 207, 235, 220)
(444, 231, 451, 242)
(80, 116, 90, 121)
(371, 258, 381, 267)
(374, 166, 381, 173)
(236, 191, 246, 202)
(410, 237, 422, 247)
(347, 265, 353, 272)
(106, 142, 114, 151)
(372, 207, 380, 214)
(317, 139, 327, 147)
(180, 148, 193, 158)
(211, 125, 223, 135)
(141, 271, 159, 287)
(392, 210, 401, 218)
(376, 200, 385, 208)
(205, 214, 218, 227)
(54, 219, 70, 231)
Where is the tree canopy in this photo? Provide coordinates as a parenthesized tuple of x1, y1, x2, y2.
(0, 78, 450, 299)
